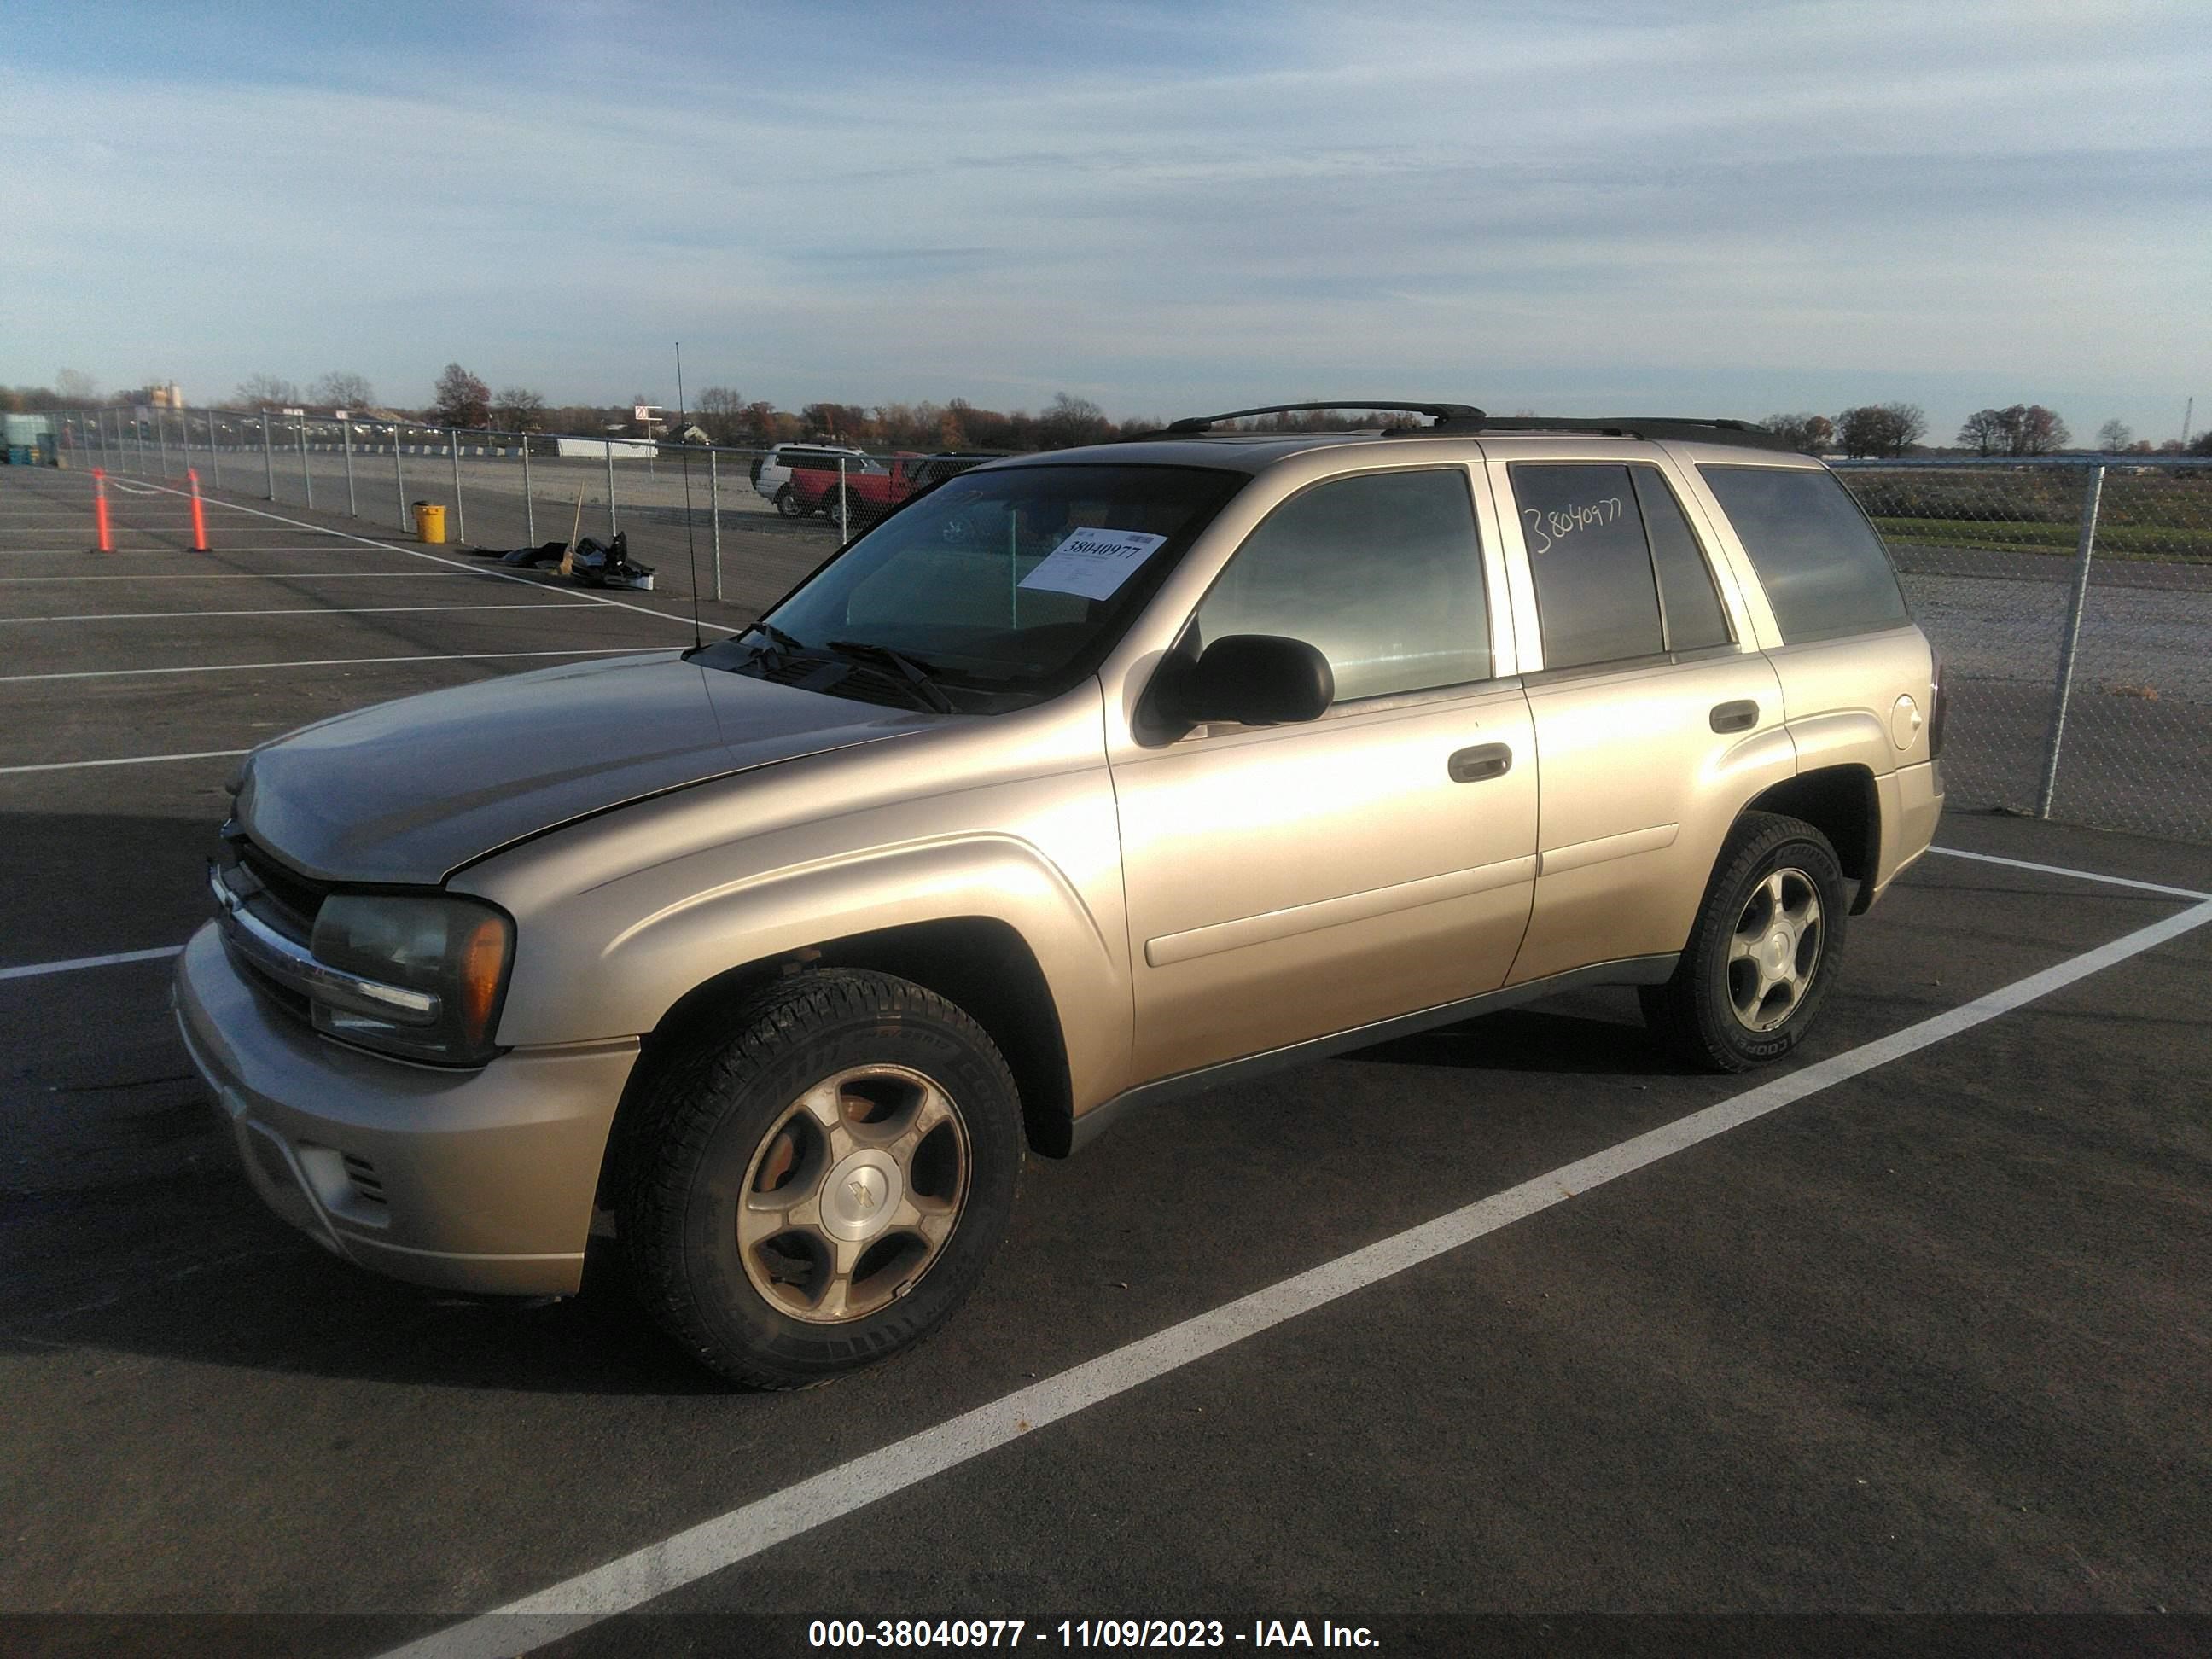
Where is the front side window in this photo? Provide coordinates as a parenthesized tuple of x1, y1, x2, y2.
(1191, 468, 1491, 703)
(1700, 465, 1910, 643)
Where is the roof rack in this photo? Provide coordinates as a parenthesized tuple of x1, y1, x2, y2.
(1385, 414, 1796, 452)
(1153, 400, 1487, 436)
(1122, 404, 1798, 453)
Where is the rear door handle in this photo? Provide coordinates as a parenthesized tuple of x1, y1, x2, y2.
(1448, 742, 1513, 783)
(1709, 700, 1759, 733)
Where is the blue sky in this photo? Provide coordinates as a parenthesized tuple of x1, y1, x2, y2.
(3, 0, 2207, 441)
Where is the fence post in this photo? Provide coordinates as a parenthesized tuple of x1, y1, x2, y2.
(837, 455, 849, 541)
(709, 449, 723, 602)
(208, 410, 223, 492)
(605, 438, 618, 538)
(394, 425, 409, 532)
(154, 407, 170, 478)
(261, 411, 275, 499)
(2036, 463, 2106, 818)
(342, 415, 357, 516)
(521, 431, 535, 544)
(298, 417, 314, 509)
(450, 428, 465, 543)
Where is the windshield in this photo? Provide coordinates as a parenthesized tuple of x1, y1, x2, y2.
(700, 463, 1245, 708)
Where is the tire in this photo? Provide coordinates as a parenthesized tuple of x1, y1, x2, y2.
(624, 969, 1022, 1389)
(1639, 812, 1849, 1073)
(773, 485, 801, 518)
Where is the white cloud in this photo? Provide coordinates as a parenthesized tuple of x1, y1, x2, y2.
(2, 0, 2205, 436)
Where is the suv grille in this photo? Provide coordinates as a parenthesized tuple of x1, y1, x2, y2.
(216, 839, 330, 1021)
(233, 840, 329, 943)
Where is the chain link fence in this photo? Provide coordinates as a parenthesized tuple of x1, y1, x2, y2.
(1832, 457, 2211, 844)
(42, 408, 2212, 844)
(44, 406, 1009, 616)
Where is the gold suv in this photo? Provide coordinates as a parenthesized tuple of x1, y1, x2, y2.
(175, 404, 1945, 1387)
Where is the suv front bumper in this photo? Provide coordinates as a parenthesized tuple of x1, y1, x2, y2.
(172, 923, 638, 1296)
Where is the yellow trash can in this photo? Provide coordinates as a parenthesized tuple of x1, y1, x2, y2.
(413, 501, 447, 544)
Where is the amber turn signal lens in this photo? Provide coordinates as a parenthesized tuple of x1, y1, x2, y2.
(457, 915, 509, 1045)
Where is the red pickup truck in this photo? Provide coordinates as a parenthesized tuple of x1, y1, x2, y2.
(787, 452, 1004, 531)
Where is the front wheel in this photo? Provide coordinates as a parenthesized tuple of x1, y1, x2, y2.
(1640, 812, 1848, 1073)
(624, 969, 1022, 1388)
(773, 485, 801, 517)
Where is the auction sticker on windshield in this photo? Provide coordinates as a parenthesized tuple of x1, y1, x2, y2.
(1017, 527, 1168, 602)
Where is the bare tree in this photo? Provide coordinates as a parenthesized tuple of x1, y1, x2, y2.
(2095, 419, 2133, 452)
(1881, 402, 1927, 454)
(800, 403, 874, 442)
(311, 371, 376, 411)
(1037, 392, 1112, 450)
(491, 387, 546, 430)
(1837, 404, 1923, 458)
(433, 363, 492, 428)
(693, 386, 748, 443)
(55, 368, 98, 405)
(233, 374, 302, 410)
(1761, 412, 1835, 455)
(2009, 404, 2069, 456)
(1957, 409, 2008, 456)
(743, 401, 787, 445)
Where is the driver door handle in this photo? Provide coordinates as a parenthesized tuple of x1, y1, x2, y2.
(1447, 742, 1513, 783)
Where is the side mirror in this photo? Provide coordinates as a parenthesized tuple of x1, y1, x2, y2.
(1157, 634, 1334, 727)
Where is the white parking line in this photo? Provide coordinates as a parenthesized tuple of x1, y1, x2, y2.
(0, 555, 393, 562)
(1924, 844, 2212, 901)
(0, 748, 250, 777)
(0, 572, 504, 584)
(381, 887, 2212, 1656)
(0, 946, 183, 982)
(0, 602, 606, 624)
(0, 647, 676, 685)
(111, 480, 708, 632)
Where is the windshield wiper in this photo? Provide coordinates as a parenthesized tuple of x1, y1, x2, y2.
(696, 619, 809, 668)
(741, 620, 807, 657)
(823, 639, 957, 713)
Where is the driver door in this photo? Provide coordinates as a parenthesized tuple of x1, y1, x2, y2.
(1109, 465, 1539, 1082)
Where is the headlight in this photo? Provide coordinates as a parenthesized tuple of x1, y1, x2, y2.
(309, 894, 514, 1065)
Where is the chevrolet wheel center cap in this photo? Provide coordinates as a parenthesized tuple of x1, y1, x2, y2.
(1765, 930, 1793, 973)
(821, 1150, 901, 1243)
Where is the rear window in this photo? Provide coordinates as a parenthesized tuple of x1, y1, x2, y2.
(1700, 466, 1910, 643)
(1511, 463, 1665, 672)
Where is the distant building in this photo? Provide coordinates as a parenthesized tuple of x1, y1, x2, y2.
(145, 381, 184, 409)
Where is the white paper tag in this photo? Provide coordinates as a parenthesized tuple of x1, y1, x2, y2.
(1016, 526, 1169, 602)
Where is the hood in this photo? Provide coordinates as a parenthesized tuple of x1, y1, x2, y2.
(235, 651, 936, 884)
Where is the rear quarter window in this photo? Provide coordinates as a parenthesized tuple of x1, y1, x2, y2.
(1700, 465, 1910, 643)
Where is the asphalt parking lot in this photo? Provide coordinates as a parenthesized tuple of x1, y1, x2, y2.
(2, 462, 2208, 1657)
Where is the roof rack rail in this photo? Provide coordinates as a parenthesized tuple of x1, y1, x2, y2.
(1154, 400, 1486, 436)
(1386, 414, 1796, 451)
